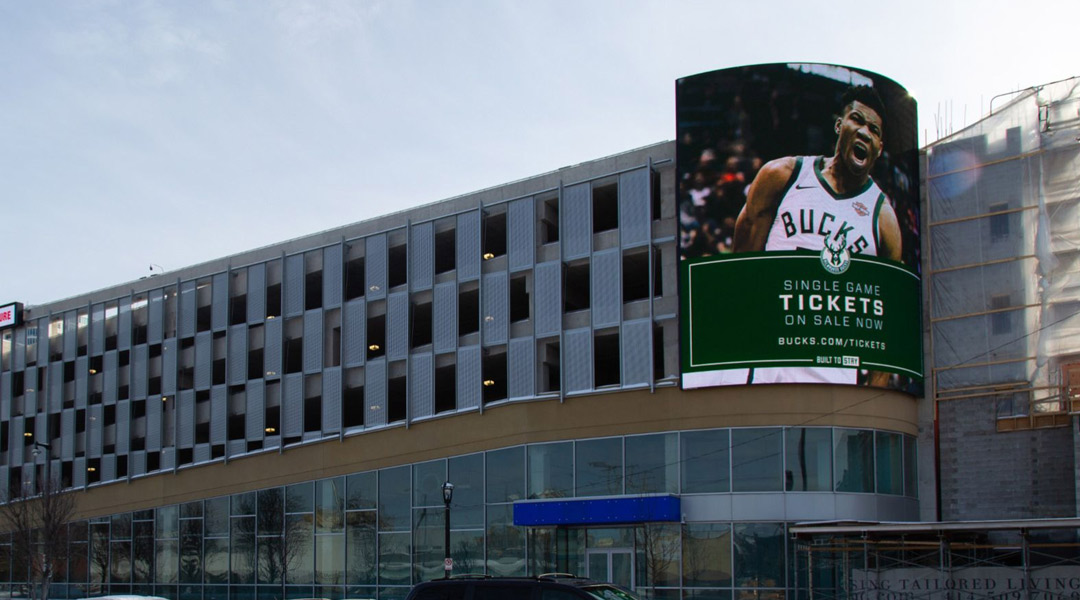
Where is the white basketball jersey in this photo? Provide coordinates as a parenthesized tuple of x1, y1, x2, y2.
(765, 156, 885, 256)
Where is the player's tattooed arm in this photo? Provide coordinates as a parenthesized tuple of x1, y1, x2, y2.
(877, 199, 902, 262)
(734, 157, 797, 252)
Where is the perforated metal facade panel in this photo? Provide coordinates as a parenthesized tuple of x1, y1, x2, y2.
(195, 332, 212, 390)
(178, 390, 194, 449)
(433, 282, 457, 354)
(91, 305, 105, 355)
(212, 273, 228, 331)
(101, 454, 116, 482)
(621, 319, 652, 387)
(283, 373, 303, 438)
(264, 318, 282, 379)
(146, 395, 161, 452)
(342, 299, 366, 367)
(131, 451, 146, 476)
(104, 351, 118, 404)
(9, 417, 23, 465)
(619, 168, 651, 248)
(508, 197, 535, 272)
(228, 325, 247, 385)
(149, 289, 164, 343)
(410, 222, 434, 291)
(366, 235, 388, 301)
(591, 248, 621, 329)
(76, 356, 88, 407)
(194, 444, 210, 464)
(73, 457, 86, 488)
(12, 329, 24, 372)
(508, 337, 534, 400)
(211, 386, 226, 446)
(88, 404, 103, 458)
(456, 345, 481, 410)
(180, 282, 197, 339)
(457, 211, 481, 282)
(162, 340, 177, 395)
(534, 261, 562, 338)
(482, 272, 509, 346)
(562, 183, 592, 260)
(564, 328, 593, 393)
(49, 366, 62, 413)
(133, 344, 149, 400)
(387, 292, 408, 362)
(116, 400, 130, 454)
(64, 311, 77, 361)
(0, 373, 8, 421)
(409, 352, 433, 420)
(284, 254, 305, 318)
(324, 244, 344, 308)
(322, 367, 341, 435)
(119, 302, 133, 351)
(36, 318, 49, 366)
(304, 310, 323, 374)
(365, 359, 387, 427)
(246, 379, 265, 441)
(161, 448, 175, 471)
(248, 263, 266, 324)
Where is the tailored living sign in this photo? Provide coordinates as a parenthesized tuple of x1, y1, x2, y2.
(676, 63, 922, 390)
(850, 567, 1080, 600)
(0, 302, 21, 330)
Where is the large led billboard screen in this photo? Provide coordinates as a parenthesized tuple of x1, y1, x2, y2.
(678, 64, 922, 391)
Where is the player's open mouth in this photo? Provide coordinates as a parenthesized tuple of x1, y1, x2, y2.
(852, 142, 869, 162)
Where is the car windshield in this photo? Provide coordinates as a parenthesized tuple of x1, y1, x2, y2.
(579, 585, 640, 600)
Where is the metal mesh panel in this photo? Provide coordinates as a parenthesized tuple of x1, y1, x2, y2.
(195, 332, 212, 390)
(387, 292, 408, 361)
(88, 404, 103, 458)
(118, 301, 132, 351)
(228, 440, 246, 458)
(456, 345, 481, 410)
(36, 318, 48, 366)
(212, 273, 228, 331)
(534, 261, 562, 338)
(21, 388, 35, 419)
(264, 318, 282, 379)
(13, 328, 25, 371)
(194, 444, 210, 464)
(508, 337, 535, 400)
(116, 400, 130, 455)
(131, 451, 146, 477)
(162, 339, 177, 395)
(75, 356, 88, 409)
(161, 448, 175, 471)
(457, 211, 481, 282)
(104, 351, 118, 404)
(61, 410, 75, 461)
(133, 344, 149, 400)
(592, 249, 621, 328)
(247, 263, 266, 324)
(323, 244, 344, 308)
(342, 299, 366, 367)
(304, 310, 324, 374)
(0, 466, 6, 502)
(322, 367, 342, 435)
(621, 319, 652, 387)
(283, 373, 303, 438)
(91, 304, 105, 356)
(0, 372, 8, 420)
(211, 386, 226, 445)
(508, 197, 535, 272)
(564, 328, 592, 392)
(228, 325, 247, 385)
(64, 311, 77, 361)
(284, 254, 305, 318)
(35, 414, 46, 443)
(73, 457, 85, 488)
(101, 454, 116, 482)
(180, 282, 197, 338)
(409, 352, 433, 420)
(49, 365, 62, 413)
(410, 221, 434, 291)
(149, 289, 164, 343)
(366, 235, 388, 301)
(178, 390, 194, 449)
(433, 282, 457, 354)
(246, 379, 265, 441)
(562, 183, 592, 260)
(619, 168, 651, 248)
(365, 359, 387, 427)
(9, 417, 23, 465)
(146, 394, 162, 451)
(482, 272, 508, 346)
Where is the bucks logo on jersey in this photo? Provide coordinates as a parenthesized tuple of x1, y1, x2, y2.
(821, 232, 851, 274)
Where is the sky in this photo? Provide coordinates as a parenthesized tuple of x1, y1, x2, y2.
(2, 0, 1078, 306)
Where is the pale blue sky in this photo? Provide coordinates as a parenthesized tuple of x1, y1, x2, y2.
(3, 0, 1077, 305)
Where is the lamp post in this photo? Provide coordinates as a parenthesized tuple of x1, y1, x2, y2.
(31, 441, 50, 494)
(442, 481, 454, 579)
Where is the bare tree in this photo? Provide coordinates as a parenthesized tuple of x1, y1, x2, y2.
(635, 523, 681, 598)
(0, 466, 78, 600)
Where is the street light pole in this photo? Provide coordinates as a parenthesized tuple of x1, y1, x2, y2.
(31, 441, 50, 494)
(442, 481, 454, 579)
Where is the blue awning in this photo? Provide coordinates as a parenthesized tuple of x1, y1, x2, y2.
(513, 495, 681, 526)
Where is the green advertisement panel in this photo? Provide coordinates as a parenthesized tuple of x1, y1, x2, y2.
(677, 63, 922, 391)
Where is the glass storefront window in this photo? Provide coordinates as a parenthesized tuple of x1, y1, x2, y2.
(204, 538, 229, 584)
(379, 466, 411, 532)
(784, 428, 831, 492)
(230, 517, 256, 584)
(205, 497, 229, 537)
(486, 446, 525, 503)
(315, 477, 345, 533)
(377, 532, 411, 586)
(285, 514, 313, 584)
(903, 435, 918, 498)
(411, 508, 445, 583)
(635, 523, 681, 589)
(875, 431, 903, 495)
(286, 482, 313, 514)
(732, 429, 782, 492)
(683, 523, 732, 587)
(834, 429, 874, 493)
(345, 511, 376, 585)
(486, 504, 526, 577)
(179, 517, 202, 584)
(413, 459, 447, 507)
(346, 471, 377, 510)
(257, 488, 284, 536)
(314, 534, 344, 585)
(626, 433, 679, 494)
(450, 453, 484, 529)
(528, 442, 573, 499)
(733, 523, 785, 589)
(576, 437, 623, 497)
(682, 430, 730, 493)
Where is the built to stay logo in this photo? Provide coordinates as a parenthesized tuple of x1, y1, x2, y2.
(820, 233, 851, 274)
